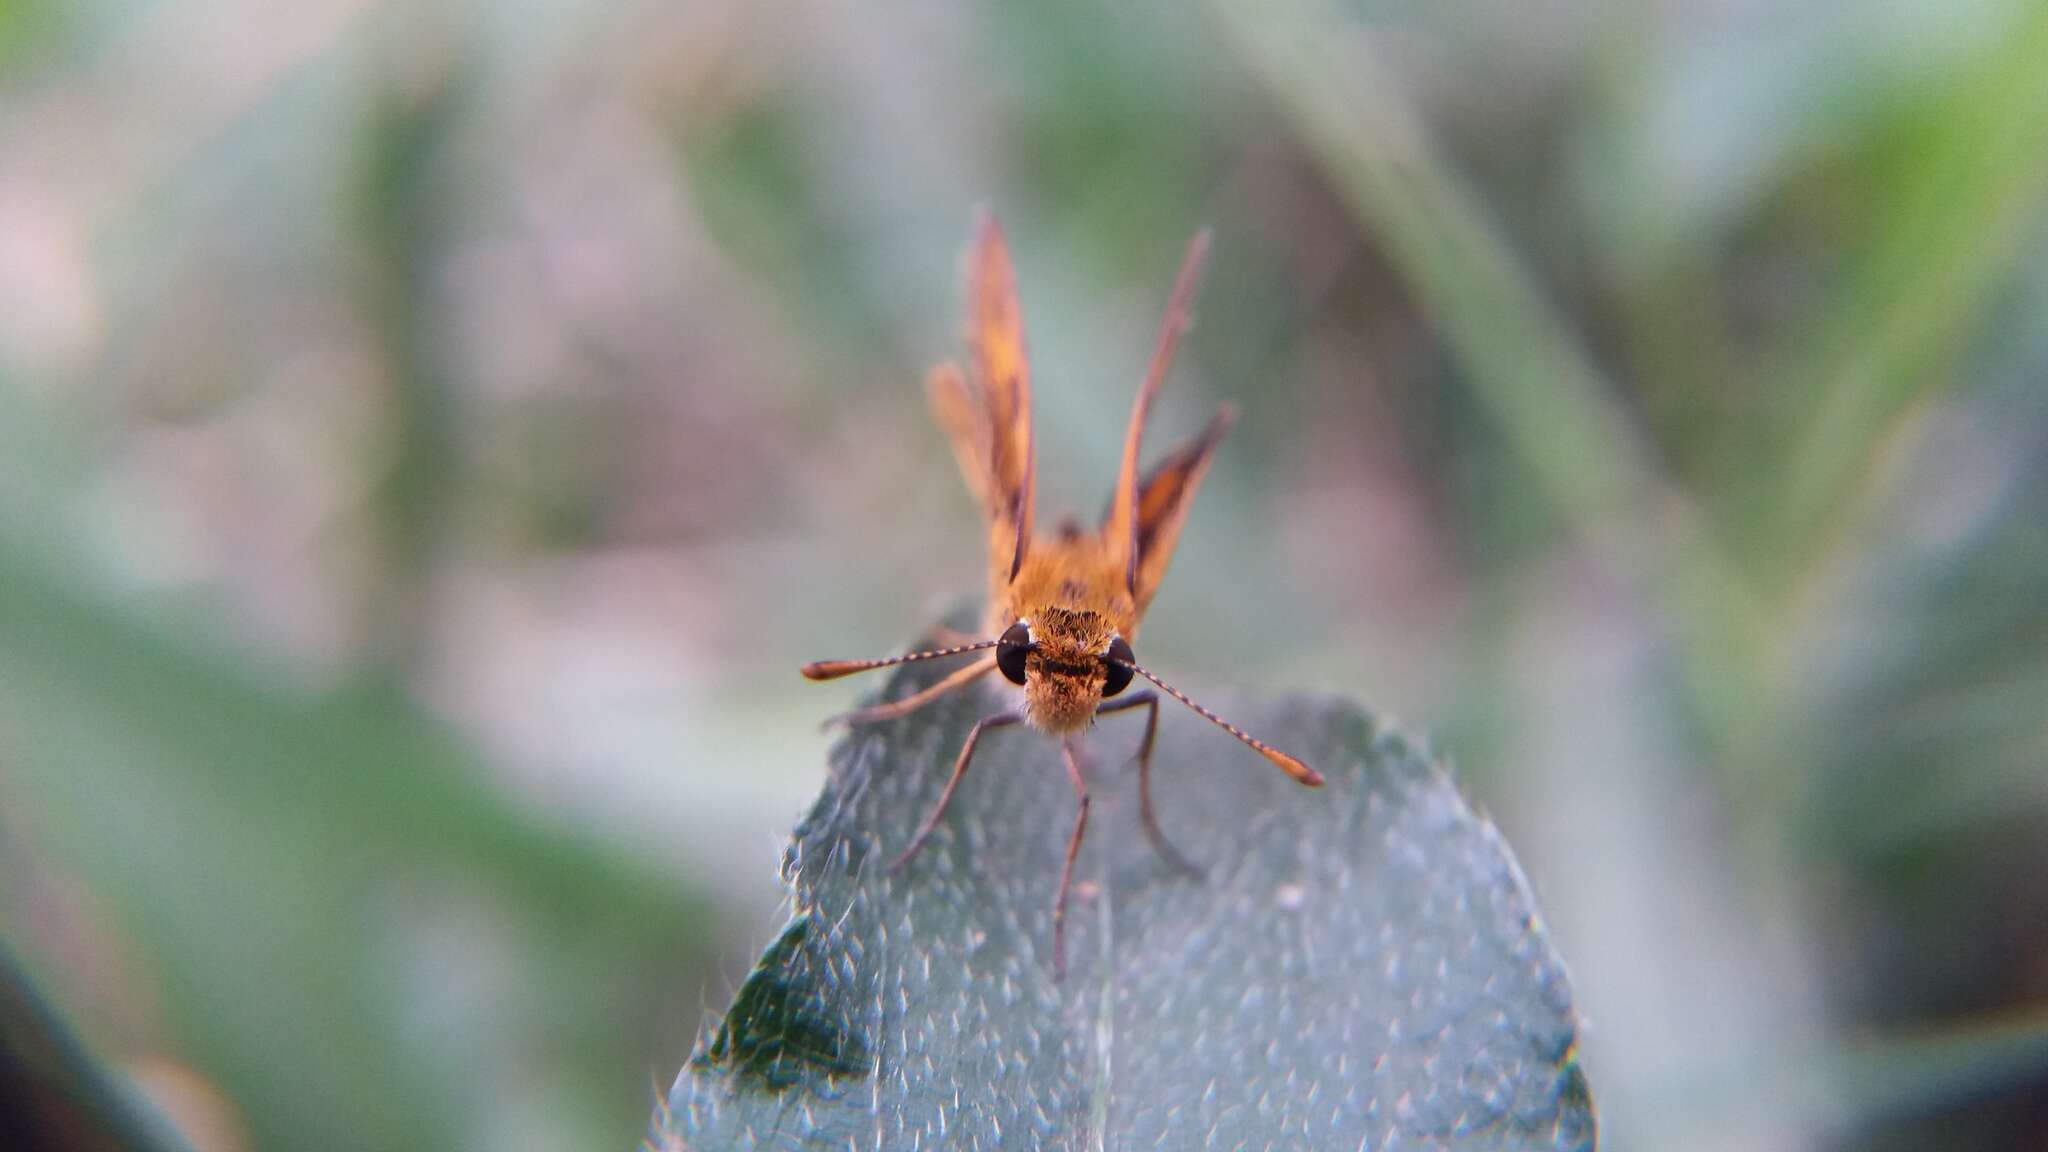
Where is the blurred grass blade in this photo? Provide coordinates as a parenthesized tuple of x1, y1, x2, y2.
(355, 33, 461, 673)
(1623, 1006, 2048, 1142)
(662, 617, 1596, 1150)
(1208, 0, 1672, 571)
(1208, 0, 1771, 761)
(0, 527, 709, 1152)
(1781, 3, 2048, 568)
(1826, 1009, 2048, 1135)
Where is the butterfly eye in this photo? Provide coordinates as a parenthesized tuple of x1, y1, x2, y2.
(996, 621, 1032, 685)
(1102, 636, 1135, 697)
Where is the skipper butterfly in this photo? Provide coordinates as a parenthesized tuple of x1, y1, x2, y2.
(804, 212, 1320, 976)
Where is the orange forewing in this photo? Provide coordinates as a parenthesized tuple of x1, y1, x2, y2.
(968, 211, 1036, 581)
(1102, 231, 1212, 597)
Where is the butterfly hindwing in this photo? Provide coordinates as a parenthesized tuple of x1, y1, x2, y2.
(926, 361, 987, 508)
(1130, 406, 1235, 623)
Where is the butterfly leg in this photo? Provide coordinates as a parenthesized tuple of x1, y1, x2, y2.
(1053, 737, 1091, 980)
(1095, 690, 1199, 876)
(889, 710, 1021, 872)
(826, 655, 996, 729)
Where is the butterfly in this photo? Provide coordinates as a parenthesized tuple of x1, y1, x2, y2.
(803, 211, 1321, 976)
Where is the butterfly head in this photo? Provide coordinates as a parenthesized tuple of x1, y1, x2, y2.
(996, 608, 1135, 735)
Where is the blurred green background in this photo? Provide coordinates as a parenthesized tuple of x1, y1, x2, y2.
(2, 0, 2047, 1149)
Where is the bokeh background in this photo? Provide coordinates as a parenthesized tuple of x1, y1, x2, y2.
(2, 0, 2046, 1149)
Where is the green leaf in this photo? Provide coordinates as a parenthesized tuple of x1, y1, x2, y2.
(660, 620, 1595, 1150)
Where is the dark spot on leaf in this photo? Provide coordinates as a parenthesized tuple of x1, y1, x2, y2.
(691, 915, 874, 1091)
(1550, 1060, 1598, 1150)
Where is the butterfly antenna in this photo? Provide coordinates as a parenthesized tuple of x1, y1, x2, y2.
(1117, 661, 1324, 786)
(801, 639, 999, 681)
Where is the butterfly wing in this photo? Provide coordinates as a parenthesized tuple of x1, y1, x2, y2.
(1102, 231, 1212, 596)
(926, 361, 987, 508)
(967, 211, 1036, 583)
(1129, 405, 1235, 624)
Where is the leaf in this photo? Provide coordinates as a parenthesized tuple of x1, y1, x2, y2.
(659, 619, 1596, 1150)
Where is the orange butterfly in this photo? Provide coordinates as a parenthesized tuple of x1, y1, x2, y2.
(804, 212, 1321, 975)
